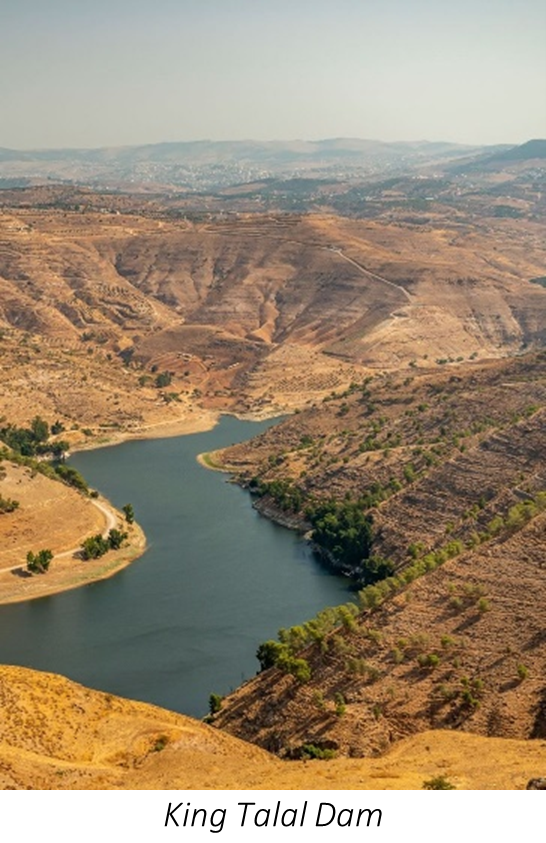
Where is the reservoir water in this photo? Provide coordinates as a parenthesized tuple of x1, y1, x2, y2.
(0, 416, 350, 716)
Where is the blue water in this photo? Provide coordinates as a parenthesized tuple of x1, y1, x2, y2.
(0, 416, 350, 716)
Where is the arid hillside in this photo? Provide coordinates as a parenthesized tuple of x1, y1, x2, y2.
(217, 352, 546, 557)
(1, 197, 546, 789)
(214, 510, 546, 758)
(0, 207, 545, 428)
(0, 459, 145, 604)
(211, 353, 546, 756)
(1, 665, 545, 790)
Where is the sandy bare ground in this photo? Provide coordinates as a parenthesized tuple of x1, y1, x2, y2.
(0, 463, 106, 569)
(0, 462, 146, 605)
(69, 409, 220, 451)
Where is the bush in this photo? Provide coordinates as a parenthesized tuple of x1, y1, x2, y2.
(280, 655, 312, 683)
(0, 494, 19, 514)
(517, 663, 529, 682)
(422, 775, 456, 790)
(27, 548, 53, 574)
(155, 371, 173, 388)
(300, 744, 336, 760)
(417, 653, 440, 669)
(334, 693, 346, 717)
(208, 693, 223, 715)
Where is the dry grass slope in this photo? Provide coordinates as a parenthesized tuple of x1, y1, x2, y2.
(1, 666, 545, 790)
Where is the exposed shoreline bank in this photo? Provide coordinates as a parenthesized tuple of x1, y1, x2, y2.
(69, 405, 283, 455)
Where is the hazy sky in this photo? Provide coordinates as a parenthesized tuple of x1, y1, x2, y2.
(2, 0, 545, 149)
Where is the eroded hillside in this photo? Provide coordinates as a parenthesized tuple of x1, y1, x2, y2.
(0, 207, 545, 430)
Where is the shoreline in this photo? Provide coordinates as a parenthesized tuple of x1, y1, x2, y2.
(0, 406, 285, 605)
(196, 449, 232, 472)
(69, 405, 284, 456)
(0, 520, 146, 606)
(69, 410, 221, 455)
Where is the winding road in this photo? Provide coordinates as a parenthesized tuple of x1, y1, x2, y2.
(4, 498, 119, 573)
(327, 246, 413, 302)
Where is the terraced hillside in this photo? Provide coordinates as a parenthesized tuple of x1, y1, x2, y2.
(212, 353, 546, 755)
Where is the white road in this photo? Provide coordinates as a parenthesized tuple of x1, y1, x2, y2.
(4, 498, 120, 573)
(328, 247, 413, 303)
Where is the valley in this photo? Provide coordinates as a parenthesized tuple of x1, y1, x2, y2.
(0, 138, 545, 789)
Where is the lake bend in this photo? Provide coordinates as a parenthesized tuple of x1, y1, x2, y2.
(0, 416, 351, 717)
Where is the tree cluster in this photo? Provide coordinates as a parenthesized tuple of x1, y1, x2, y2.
(81, 528, 128, 560)
(26, 548, 53, 574)
(0, 416, 68, 459)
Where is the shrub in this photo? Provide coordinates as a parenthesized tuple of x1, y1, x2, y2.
(0, 494, 19, 514)
(282, 656, 311, 683)
(208, 693, 223, 715)
(300, 744, 336, 760)
(517, 663, 529, 682)
(26, 548, 53, 574)
(417, 653, 440, 669)
(153, 736, 168, 752)
(334, 693, 346, 717)
(422, 775, 456, 790)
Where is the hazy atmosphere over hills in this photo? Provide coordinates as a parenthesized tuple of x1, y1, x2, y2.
(2, 0, 545, 148)
(1, 0, 546, 800)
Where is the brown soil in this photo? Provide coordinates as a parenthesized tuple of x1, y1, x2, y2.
(211, 352, 546, 757)
(0, 462, 145, 605)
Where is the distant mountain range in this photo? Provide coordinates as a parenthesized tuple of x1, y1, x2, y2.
(0, 138, 511, 190)
(0, 138, 542, 191)
(448, 139, 546, 174)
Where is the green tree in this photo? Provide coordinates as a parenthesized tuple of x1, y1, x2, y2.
(54, 464, 89, 493)
(31, 416, 49, 444)
(51, 420, 65, 435)
(107, 528, 128, 550)
(155, 371, 173, 388)
(208, 693, 223, 715)
(26, 548, 53, 574)
(122, 503, 135, 524)
(81, 534, 109, 560)
(256, 640, 287, 671)
(50, 440, 70, 460)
